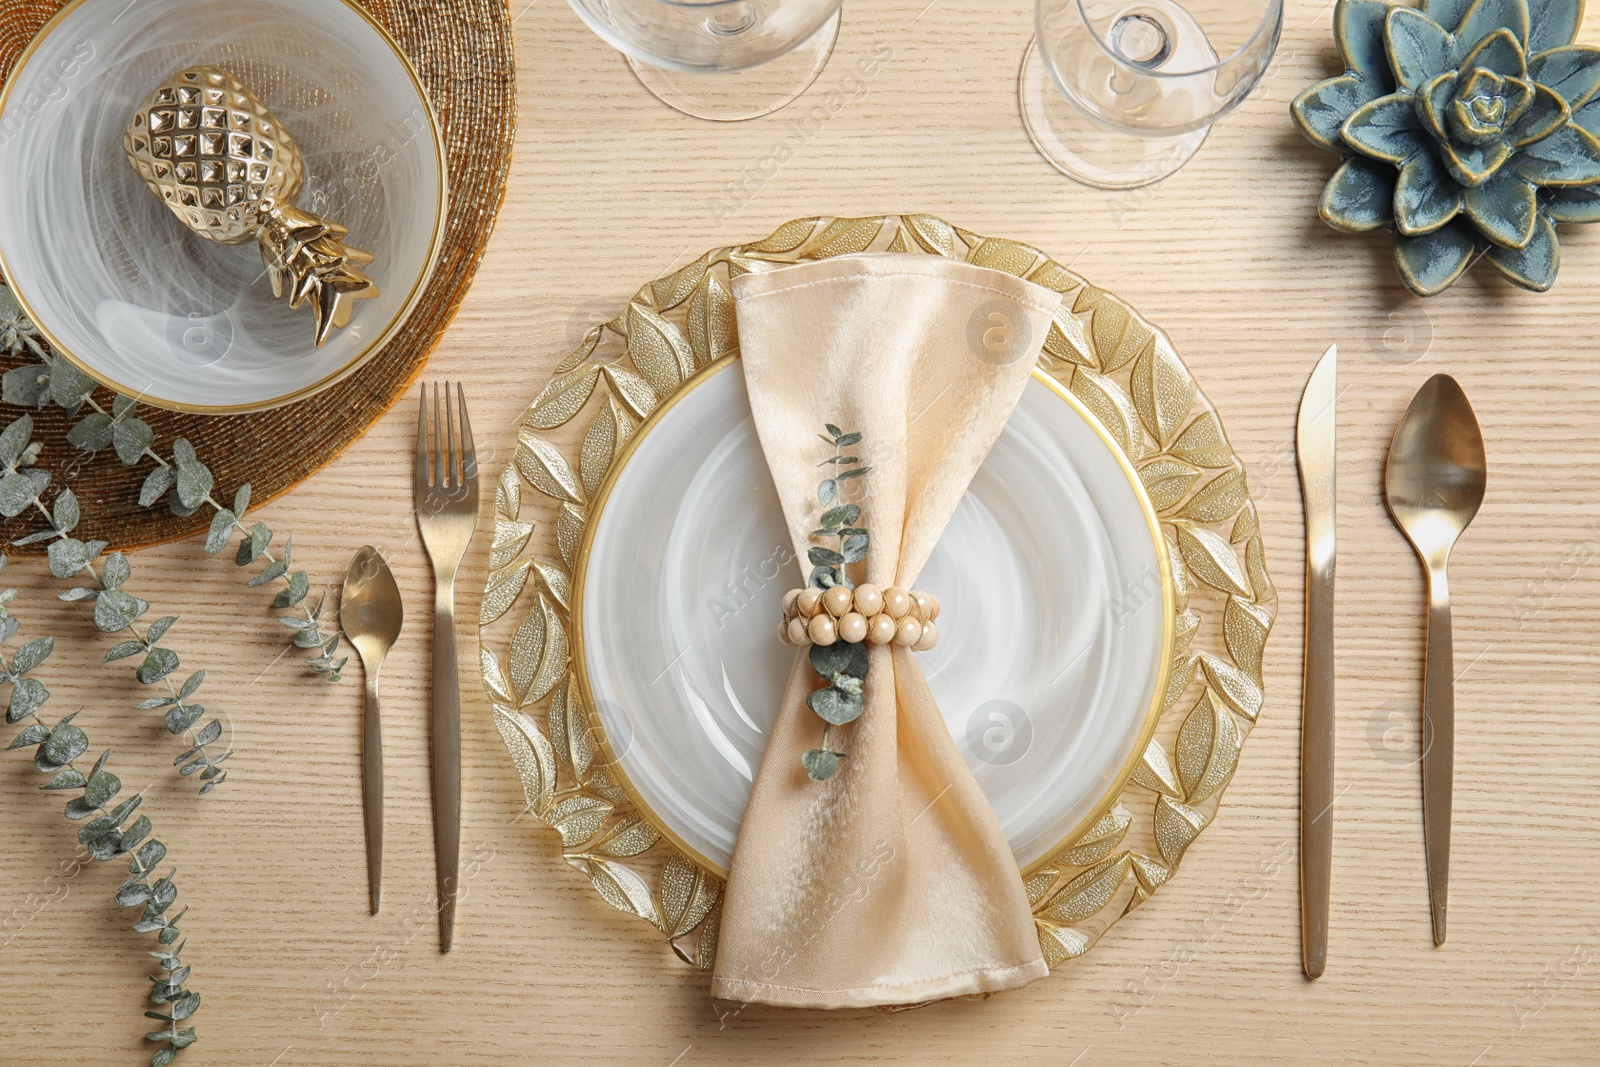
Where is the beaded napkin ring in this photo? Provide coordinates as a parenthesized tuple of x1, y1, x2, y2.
(780, 583, 940, 651)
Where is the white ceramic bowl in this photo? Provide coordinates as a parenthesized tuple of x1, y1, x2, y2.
(578, 362, 1173, 874)
(0, 0, 446, 412)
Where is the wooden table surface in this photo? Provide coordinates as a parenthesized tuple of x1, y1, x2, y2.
(5, 1, 1600, 1064)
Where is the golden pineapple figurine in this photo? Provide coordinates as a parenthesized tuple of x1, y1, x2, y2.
(125, 65, 378, 347)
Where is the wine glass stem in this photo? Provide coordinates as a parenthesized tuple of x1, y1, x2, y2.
(706, 3, 758, 35)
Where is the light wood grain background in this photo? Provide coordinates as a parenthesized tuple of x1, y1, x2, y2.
(4, 1, 1600, 1064)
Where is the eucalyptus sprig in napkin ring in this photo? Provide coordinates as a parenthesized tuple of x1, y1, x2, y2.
(125, 65, 379, 346)
(773, 423, 943, 781)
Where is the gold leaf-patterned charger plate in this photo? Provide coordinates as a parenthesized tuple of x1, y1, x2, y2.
(480, 215, 1275, 975)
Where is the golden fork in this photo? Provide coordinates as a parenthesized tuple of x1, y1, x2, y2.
(414, 382, 479, 951)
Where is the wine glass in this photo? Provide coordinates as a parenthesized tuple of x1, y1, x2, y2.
(567, 0, 845, 122)
(1020, 0, 1282, 188)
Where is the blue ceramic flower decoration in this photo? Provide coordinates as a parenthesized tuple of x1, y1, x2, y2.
(1292, 0, 1600, 295)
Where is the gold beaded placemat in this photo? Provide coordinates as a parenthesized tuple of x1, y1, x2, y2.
(0, 0, 514, 551)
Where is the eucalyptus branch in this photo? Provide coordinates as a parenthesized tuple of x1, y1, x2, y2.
(0, 414, 230, 793)
(0, 287, 346, 681)
(799, 424, 873, 782)
(0, 562, 202, 1065)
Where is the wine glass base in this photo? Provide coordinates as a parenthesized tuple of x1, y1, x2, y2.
(626, 11, 842, 122)
(1018, 37, 1208, 190)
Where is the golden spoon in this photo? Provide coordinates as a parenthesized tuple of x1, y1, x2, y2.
(1382, 374, 1486, 946)
(341, 546, 404, 914)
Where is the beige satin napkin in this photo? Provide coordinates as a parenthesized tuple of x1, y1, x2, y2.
(709, 253, 1064, 1009)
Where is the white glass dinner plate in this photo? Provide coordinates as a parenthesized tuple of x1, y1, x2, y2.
(0, 0, 447, 412)
(576, 358, 1173, 876)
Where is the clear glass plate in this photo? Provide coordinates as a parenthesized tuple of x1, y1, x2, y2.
(578, 360, 1171, 873)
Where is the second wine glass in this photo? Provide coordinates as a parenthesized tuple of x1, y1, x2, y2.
(568, 0, 845, 122)
(1020, 0, 1282, 188)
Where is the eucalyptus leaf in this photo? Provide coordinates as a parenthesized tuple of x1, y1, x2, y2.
(835, 432, 862, 447)
(104, 641, 145, 662)
(808, 546, 844, 567)
(111, 417, 154, 466)
(841, 533, 868, 563)
(120, 814, 151, 850)
(837, 467, 872, 481)
(233, 483, 250, 517)
(57, 587, 98, 602)
(802, 748, 840, 780)
(273, 570, 310, 608)
(246, 560, 287, 587)
(234, 522, 270, 565)
(0, 415, 32, 467)
(101, 552, 131, 589)
(117, 882, 154, 907)
(64, 796, 100, 819)
(51, 490, 78, 534)
(164, 704, 203, 735)
(66, 412, 114, 451)
(41, 767, 86, 790)
(84, 769, 122, 807)
(39, 721, 88, 769)
(94, 588, 145, 632)
(12, 635, 53, 674)
(171, 991, 201, 1021)
(24, 467, 49, 497)
(90, 835, 126, 862)
(107, 794, 142, 826)
(7, 722, 47, 749)
(203, 510, 234, 556)
(806, 686, 865, 725)
(47, 357, 95, 413)
(134, 840, 167, 871)
(139, 466, 176, 508)
(1, 365, 48, 407)
(0, 471, 38, 516)
(818, 479, 838, 506)
(177, 671, 204, 700)
(138, 648, 180, 685)
(192, 720, 222, 746)
(145, 616, 177, 645)
(172, 444, 213, 509)
(292, 627, 325, 648)
(46, 537, 92, 579)
(7, 677, 46, 722)
(809, 642, 853, 678)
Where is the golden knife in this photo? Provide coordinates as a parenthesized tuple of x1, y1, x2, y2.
(1295, 344, 1336, 978)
